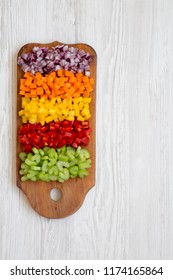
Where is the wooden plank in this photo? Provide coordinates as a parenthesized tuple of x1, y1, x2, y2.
(16, 41, 96, 218)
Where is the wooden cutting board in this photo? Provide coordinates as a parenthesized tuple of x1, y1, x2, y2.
(16, 41, 96, 219)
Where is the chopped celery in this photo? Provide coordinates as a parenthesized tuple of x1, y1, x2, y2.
(69, 159, 78, 167)
(69, 166, 79, 175)
(32, 147, 39, 155)
(48, 158, 57, 167)
(42, 160, 49, 172)
(49, 166, 58, 175)
(31, 166, 41, 171)
(59, 168, 69, 180)
(57, 161, 69, 171)
(66, 150, 75, 161)
(78, 159, 91, 170)
(21, 176, 28, 181)
(38, 149, 45, 156)
(78, 170, 89, 178)
(19, 169, 25, 175)
(49, 175, 58, 181)
(21, 162, 30, 170)
(58, 155, 69, 162)
(19, 145, 91, 182)
(19, 152, 27, 161)
(75, 146, 81, 157)
(25, 158, 37, 166)
(43, 147, 50, 153)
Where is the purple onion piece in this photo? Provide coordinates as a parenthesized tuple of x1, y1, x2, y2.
(18, 44, 93, 75)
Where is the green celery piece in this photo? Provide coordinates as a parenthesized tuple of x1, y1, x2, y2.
(48, 158, 57, 167)
(21, 176, 28, 181)
(66, 150, 75, 161)
(79, 149, 90, 161)
(61, 145, 67, 154)
(53, 151, 58, 160)
(41, 156, 49, 160)
(38, 149, 45, 156)
(32, 147, 39, 155)
(56, 148, 61, 154)
(67, 146, 75, 153)
(69, 166, 79, 175)
(27, 153, 33, 160)
(78, 159, 91, 170)
(49, 175, 58, 181)
(69, 159, 78, 167)
(75, 146, 81, 157)
(42, 160, 49, 172)
(59, 168, 69, 180)
(70, 174, 77, 178)
(57, 176, 64, 183)
(31, 166, 41, 171)
(26, 170, 39, 179)
(43, 147, 51, 154)
(31, 154, 41, 163)
(78, 169, 89, 178)
(21, 162, 30, 170)
(58, 155, 69, 162)
(30, 176, 37, 181)
(38, 172, 49, 181)
(49, 166, 59, 175)
(19, 152, 27, 162)
(47, 148, 56, 158)
(19, 169, 25, 175)
(57, 161, 69, 171)
(25, 158, 37, 166)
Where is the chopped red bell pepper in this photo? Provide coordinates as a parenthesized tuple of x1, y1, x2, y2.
(18, 119, 91, 152)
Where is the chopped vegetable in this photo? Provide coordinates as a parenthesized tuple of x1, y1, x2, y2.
(18, 120, 91, 152)
(17, 45, 93, 76)
(19, 96, 92, 125)
(19, 70, 94, 99)
(19, 146, 91, 182)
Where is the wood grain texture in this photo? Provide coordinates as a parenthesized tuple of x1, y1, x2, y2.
(0, 0, 173, 259)
(16, 41, 96, 219)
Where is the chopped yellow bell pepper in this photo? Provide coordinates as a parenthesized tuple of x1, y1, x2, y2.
(19, 97, 92, 125)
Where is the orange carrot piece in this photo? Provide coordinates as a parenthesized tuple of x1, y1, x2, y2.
(19, 90, 25, 95)
(76, 73, 83, 78)
(24, 72, 31, 78)
(89, 78, 94, 85)
(57, 70, 63, 76)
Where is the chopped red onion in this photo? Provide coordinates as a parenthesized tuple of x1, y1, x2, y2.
(18, 45, 93, 76)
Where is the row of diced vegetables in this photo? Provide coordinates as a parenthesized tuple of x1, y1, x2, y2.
(18, 45, 94, 182)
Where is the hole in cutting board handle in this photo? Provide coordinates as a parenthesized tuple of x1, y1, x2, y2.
(50, 188, 62, 202)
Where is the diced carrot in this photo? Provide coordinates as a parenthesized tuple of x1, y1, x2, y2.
(35, 72, 42, 79)
(85, 85, 93, 93)
(57, 70, 63, 76)
(18, 71, 94, 99)
(82, 76, 89, 83)
(46, 89, 51, 95)
(89, 78, 94, 85)
(19, 90, 25, 95)
(24, 72, 31, 78)
(69, 77, 76, 84)
(31, 90, 37, 95)
(76, 73, 83, 78)
(36, 79, 43, 86)
(37, 87, 43, 95)
(42, 83, 49, 90)
(30, 83, 37, 89)
(65, 70, 74, 77)
(50, 72, 56, 79)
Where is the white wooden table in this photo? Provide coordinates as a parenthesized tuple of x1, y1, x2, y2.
(0, 0, 173, 260)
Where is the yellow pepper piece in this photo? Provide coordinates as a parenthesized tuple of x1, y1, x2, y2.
(19, 97, 92, 124)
